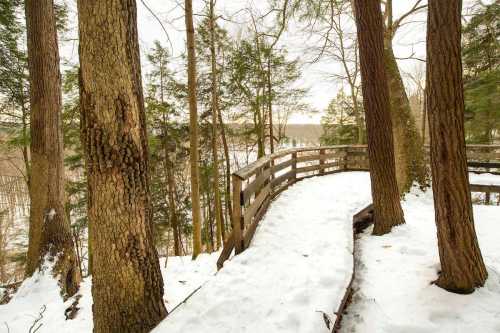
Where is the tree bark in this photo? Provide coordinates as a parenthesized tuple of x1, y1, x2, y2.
(209, 0, 224, 249)
(426, 0, 488, 293)
(77, 0, 168, 331)
(383, 2, 428, 193)
(353, 0, 405, 235)
(24, 0, 80, 298)
(185, 0, 203, 259)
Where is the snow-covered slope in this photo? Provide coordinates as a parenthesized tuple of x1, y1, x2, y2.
(0, 252, 220, 332)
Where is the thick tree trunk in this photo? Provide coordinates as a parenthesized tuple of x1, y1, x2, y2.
(426, 0, 488, 293)
(25, 0, 80, 298)
(185, 0, 203, 259)
(77, 0, 167, 331)
(209, 0, 223, 249)
(384, 40, 427, 194)
(353, 0, 405, 235)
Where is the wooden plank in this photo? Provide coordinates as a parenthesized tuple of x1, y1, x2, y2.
(296, 154, 321, 163)
(232, 175, 243, 254)
(272, 158, 294, 173)
(243, 197, 272, 249)
(242, 167, 271, 205)
(243, 183, 271, 226)
(271, 170, 295, 188)
(319, 152, 346, 161)
(470, 184, 500, 193)
(468, 161, 500, 169)
(296, 161, 340, 174)
(216, 231, 235, 270)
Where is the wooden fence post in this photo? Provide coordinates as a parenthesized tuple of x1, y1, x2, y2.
(232, 174, 243, 254)
(292, 151, 297, 179)
(319, 148, 325, 175)
(343, 147, 348, 170)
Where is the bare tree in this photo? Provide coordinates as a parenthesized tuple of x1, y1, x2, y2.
(185, 0, 203, 258)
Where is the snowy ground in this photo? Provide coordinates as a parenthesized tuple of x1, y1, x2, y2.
(0, 252, 220, 332)
(340, 186, 500, 333)
(2, 172, 500, 332)
(153, 172, 372, 333)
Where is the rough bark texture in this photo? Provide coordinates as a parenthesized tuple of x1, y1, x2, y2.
(426, 0, 488, 293)
(353, 0, 405, 235)
(185, 0, 203, 259)
(25, 0, 80, 298)
(209, 0, 224, 249)
(77, 0, 167, 331)
(384, 42, 428, 193)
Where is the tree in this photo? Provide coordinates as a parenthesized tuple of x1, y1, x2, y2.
(320, 90, 364, 145)
(24, 0, 80, 297)
(353, 0, 405, 235)
(208, 0, 224, 249)
(462, 2, 499, 144)
(145, 41, 187, 256)
(77, 0, 167, 330)
(185, 0, 203, 258)
(0, 0, 30, 189)
(426, 0, 488, 293)
(382, 0, 428, 194)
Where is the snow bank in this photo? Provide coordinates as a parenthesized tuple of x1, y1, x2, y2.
(341, 187, 500, 333)
(153, 172, 372, 333)
(0, 252, 219, 332)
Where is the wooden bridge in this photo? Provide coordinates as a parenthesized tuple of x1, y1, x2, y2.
(217, 144, 500, 269)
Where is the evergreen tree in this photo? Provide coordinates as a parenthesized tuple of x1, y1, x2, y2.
(463, 2, 499, 143)
(320, 90, 365, 145)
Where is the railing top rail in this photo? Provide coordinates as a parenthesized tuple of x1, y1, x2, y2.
(233, 145, 367, 180)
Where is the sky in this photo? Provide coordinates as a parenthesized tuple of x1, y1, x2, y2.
(59, 0, 481, 124)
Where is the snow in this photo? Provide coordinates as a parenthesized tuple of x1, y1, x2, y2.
(153, 172, 372, 333)
(0, 252, 220, 332)
(2, 172, 500, 332)
(340, 185, 500, 333)
(469, 172, 500, 186)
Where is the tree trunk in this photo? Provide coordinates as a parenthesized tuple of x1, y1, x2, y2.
(353, 0, 405, 235)
(384, 37, 427, 194)
(217, 105, 233, 230)
(185, 0, 203, 259)
(267, 58, 275, 153)
(209, 0, 223, 250)
(25, 0, 80, 298)
(165, 143, 181, 256)
(77, 0, 168, 331)
(426, 0, 488, 293)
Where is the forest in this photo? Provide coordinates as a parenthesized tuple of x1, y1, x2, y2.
(0, 0, 499, 332)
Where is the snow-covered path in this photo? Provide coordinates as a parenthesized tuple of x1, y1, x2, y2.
(154, 172, 372, 333)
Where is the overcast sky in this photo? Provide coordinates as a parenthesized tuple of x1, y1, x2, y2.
(60, 0, 482, 124)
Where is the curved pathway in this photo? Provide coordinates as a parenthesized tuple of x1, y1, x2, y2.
(154, 172, 372, 333)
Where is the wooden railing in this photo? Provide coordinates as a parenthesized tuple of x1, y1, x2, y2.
(217, 145, 369, 269)
(216, 144, 500, 269)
